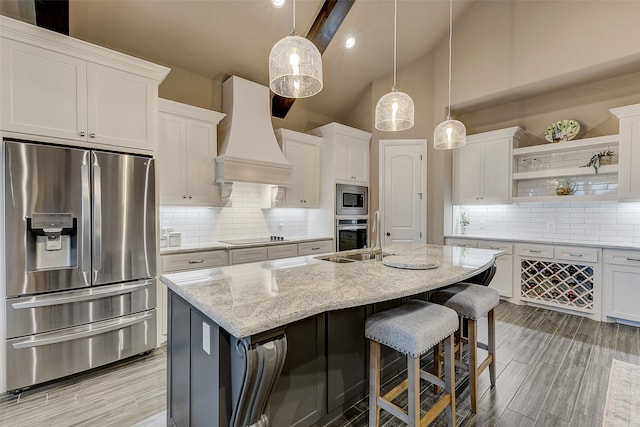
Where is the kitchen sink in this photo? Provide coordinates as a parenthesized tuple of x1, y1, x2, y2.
(317, 251, 389, 263)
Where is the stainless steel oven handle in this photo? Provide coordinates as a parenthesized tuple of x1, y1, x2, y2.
(337, 226, 368, 231)
(12, 312, 153, 349)
(11, 280, 153, 309)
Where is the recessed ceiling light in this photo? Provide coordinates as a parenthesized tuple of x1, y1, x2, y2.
(272, 0, 286, 8)
(345, 36, 356, 49)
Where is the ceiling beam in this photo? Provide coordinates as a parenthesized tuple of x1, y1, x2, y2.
(34, 0, 69, 35)
(272, 0, 355, 119)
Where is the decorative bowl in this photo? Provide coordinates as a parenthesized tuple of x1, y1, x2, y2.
(545, 119, 580, 143)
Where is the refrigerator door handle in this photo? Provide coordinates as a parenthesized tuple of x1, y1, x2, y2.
(12, 311, 153, 349)
(80, 151, 92, 285)
(92, 152, 103, 279)
(11, 280, 153, 309)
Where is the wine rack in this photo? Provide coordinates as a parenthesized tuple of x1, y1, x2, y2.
(520, 259, 594, 312)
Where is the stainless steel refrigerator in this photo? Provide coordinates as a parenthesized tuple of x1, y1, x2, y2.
(2, 139, 157, 392)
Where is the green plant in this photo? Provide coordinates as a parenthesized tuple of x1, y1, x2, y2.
(582, 150, 615, 174)
(460, 212, 470, 226)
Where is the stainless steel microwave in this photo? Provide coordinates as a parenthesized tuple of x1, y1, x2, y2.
(336, 184, 368, 216)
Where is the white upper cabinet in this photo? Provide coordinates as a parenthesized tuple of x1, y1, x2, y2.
(275, 129, 321, 208)
(0, 16, 169, 152)
(308, 122, 372, 186)
(610, 103, 640, 200)
(453, 126, 523, 204)
(157, 99, 225, 206)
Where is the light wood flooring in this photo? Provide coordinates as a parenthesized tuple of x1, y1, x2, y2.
(1, 301, 639, 427)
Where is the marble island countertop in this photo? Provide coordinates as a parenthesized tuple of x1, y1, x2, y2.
(160, 236, 333, 255)
(160, 244, 501, 339)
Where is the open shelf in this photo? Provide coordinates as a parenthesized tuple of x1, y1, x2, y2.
(512, 164, 619, 180)
(513, 194, 619, 203)
(513, 134, 618, 156)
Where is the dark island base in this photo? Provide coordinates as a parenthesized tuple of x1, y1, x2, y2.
(167, 290, 416, 426)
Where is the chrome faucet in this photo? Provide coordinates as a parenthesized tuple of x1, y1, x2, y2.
(372, 210, 381, 255)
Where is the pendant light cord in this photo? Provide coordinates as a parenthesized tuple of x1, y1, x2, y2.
(447, 0, 453, 120)
(393, 0, 398, 91)
(291, 0, 297, 35)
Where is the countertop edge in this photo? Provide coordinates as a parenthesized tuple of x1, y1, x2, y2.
(160, 236, 334, 255)
(444, 235, 640, 251)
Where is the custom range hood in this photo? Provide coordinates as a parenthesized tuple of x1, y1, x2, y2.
(216, 76, 292, 201)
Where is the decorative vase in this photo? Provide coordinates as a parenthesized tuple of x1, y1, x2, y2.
(599, 155, 612, 166)
(461, 225, 467, 235)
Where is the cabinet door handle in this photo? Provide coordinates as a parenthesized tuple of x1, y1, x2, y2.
(188, 260, 204, 264)
(626, 257, 640, 262)
(89, 133, 96, 138)
(188, 195, 193, 199)
(568, 253, 583, 257)
(182, 195, 187, 199)
(79, 131, 86, 137)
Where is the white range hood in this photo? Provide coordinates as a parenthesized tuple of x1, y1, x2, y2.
(216, 76, 292, 197)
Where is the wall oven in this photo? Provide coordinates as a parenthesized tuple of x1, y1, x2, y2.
(336, 218, 369, 252)
(336, 184, 368, 216)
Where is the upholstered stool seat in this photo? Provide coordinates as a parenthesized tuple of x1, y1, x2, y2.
(366, 299, 459, 426)
(430, 283, 500, 413)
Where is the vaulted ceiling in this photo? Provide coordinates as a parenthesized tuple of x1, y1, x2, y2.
(2, 0, 476, 118)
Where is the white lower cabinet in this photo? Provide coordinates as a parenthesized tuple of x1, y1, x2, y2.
(603, 249, 640, 324)
(267, 244, 299, 260)
(477, 241, 514, 298)
(230, 247, 268, 265)
(298, 239, 334, 256)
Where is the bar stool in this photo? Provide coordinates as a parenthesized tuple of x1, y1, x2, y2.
(365, 299, 459, 426)
(430, 283, 500, 413)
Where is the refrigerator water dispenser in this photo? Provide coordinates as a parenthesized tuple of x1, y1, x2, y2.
(27, 213, 77, 270)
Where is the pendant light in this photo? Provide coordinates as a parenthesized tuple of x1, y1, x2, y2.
(375, 0, 414, 132)
(269, 0, 323, 98)
(434, 0, 466, 149)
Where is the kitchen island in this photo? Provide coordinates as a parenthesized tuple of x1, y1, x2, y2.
(160, 244, 501, 427)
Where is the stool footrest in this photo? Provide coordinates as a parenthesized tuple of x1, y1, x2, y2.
(477, 341, 489, 351)
(477, 355, 493, 376)
(421, 394, 452, 427)
(383, 378, 408, 402)
(419, 369, 445, 389)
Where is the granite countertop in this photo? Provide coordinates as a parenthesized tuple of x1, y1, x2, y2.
(160, 244, 501, 339)
(445, 234, 640, 251)
(160, 236, 334, 255)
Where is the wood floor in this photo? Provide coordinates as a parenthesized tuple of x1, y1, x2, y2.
(1, 301, 639, 427)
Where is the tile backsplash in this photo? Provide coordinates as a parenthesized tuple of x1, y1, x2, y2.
(160, 182, 309, 245)
(453, 202, 640, 245)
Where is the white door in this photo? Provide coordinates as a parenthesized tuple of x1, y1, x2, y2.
(379, 140, 426, 246)
(185, 119, 217, 204)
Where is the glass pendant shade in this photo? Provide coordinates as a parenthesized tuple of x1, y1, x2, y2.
(375, 90, 414, 131)
(269, 34, 323, 98)
(434, 119, 466, 150)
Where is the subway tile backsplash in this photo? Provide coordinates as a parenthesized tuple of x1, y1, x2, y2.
(160, 182, 309, 245)
(453, 202, 640, 245)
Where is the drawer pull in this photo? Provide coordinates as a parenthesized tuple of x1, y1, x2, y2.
(311, 247, 321, 251)
(528, 250, 541, 254)
(568, 253, 583, 257)
(188, 260, 204, 264)
(626, 257, 640, 262)
(489, 247, 501, 250)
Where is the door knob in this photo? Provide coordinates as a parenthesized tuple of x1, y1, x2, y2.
(386, 232, 391, 236)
